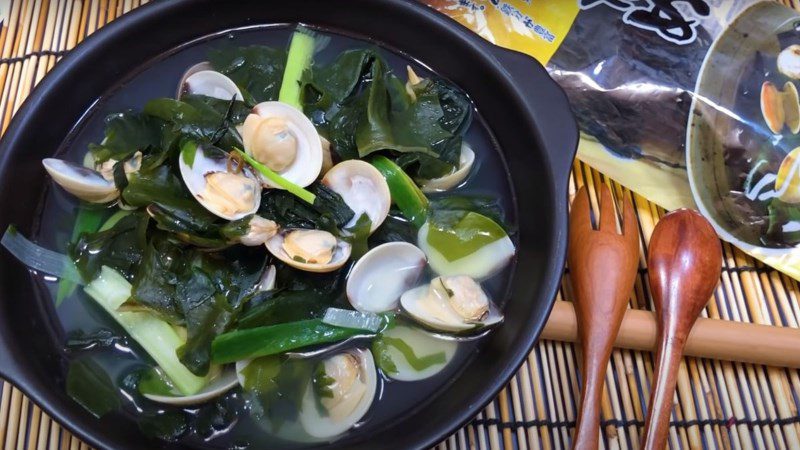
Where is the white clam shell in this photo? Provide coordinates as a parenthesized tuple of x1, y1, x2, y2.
(178, 62, 243, 101)
(298, 349, 377, 439)
(322, 160, 390, 232)
(42, 158, 118, 203)
(417, 222, 515, 280)
(143, 367, 239, 406)
(265, 229, 351, 273)
(247, 102, 323, 188)
(376, 324, 456, 381)
(346, 242, 427, 313)
(420, 143, 475, 193)
(178, 145, 262, 220)
(400, 283, 503, 333)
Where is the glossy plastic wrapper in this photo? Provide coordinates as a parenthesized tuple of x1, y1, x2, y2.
(426, 0, 800, 280)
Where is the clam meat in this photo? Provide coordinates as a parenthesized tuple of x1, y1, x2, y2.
(265, 228, 351, 273)
(298, 349, 377, 439)
(242, 101, 323, 188)
(400, 275, 503, 332)
(178, 143, 261, 220)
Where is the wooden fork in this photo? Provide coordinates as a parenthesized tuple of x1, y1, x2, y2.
(568, 185, 640, 450)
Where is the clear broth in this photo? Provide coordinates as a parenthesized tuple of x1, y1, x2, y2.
(31, 25, 518, 448)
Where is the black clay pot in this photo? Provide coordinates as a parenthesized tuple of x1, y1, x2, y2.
(0, 1, 577, 449)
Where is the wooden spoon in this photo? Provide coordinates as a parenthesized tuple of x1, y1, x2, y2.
(641, 209, 722, 450)
(568, 185, 639, 449)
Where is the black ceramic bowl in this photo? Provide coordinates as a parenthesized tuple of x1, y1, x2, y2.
(0, 1, 577, 449)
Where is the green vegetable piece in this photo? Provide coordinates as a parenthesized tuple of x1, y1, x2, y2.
(237, 288, 336, 329)
(176, 268, 233, 376)
(343, 213, 372, 259)
(235, 149, 316, 204)
(211, 319, 366, 364)
(56, 205, 106, 304)
(208, 45, 286, 104)
(371, 339, 399, 375)
(425, 211, 507, 262)
(84, 266, 207, 395)
(72, 212, 148, 282)
(378, 336, 446, 371)
(138, 367, 178, 397)
(181, 140, 198, 168)
(66, 356, 121, 418)
(279, 27, 317, 110)
(370, 155, 429, 227)
(239, 355, 282, 392)
(88, 111, 166, 164)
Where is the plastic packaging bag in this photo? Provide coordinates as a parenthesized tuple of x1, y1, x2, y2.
(425, 0, 800, 280)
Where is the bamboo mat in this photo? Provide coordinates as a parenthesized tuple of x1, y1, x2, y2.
(2, 0, 800, 449)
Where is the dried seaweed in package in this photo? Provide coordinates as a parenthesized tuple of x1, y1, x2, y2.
(424, 0, 800, 281)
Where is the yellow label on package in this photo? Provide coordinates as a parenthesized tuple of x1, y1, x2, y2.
(424, 0, 579, 65)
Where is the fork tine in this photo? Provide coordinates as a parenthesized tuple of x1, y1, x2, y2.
(598, 183, 618, 233)
(569, 186, 592, 233)
(620, 192, 638, 243)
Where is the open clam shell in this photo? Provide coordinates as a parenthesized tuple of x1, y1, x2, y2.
(322, 160, 391, 232)
(178, 144, 261, 221)
(42, 158, 118, 203)
(374, 324, 457, 381)
(760, 81, 800, 135)
(761, 81, 785, 134)
(244, 102, 323, 188)
(265, 228, 351, 273)
(420, 143, 475, 193)
(400, 276, 503, 333)
(346, 242, 427, 313)
(417, 220, 515, 280)
(298, 349, 377, 439)
(177, 62, 243, 101)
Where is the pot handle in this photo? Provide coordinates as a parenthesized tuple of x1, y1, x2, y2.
(488, 45, 578, 183)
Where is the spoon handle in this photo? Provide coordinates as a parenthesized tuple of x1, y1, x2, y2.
(641, 324, 687, 450)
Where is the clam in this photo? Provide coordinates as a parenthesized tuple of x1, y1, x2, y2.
(420, 143, 475, 193)
(144, 367, 239, 406)
(784, 82, 800, 134)
(322, 160, 391, 232)
(237, 216, 280, 246)
(778, 45, 800, 80)
(94, 151, 143, 182)
(762, 81, 785, 134)
(760, 81, 800, 135)
(374, 324, 457, 381)
(42, 158, 119, 203)
(242, 101, 323, 188)
(775, 146, 800, 203)
(177, 62, 243, 101)
(400, 275, 503, 333)
(298, 349, 377, 439)
(178, 143, 261, 220)
(265, 228, 351, 273)
(347, 242, 427, 313)
(320, 136, 334, 175)
(417, 214, 515, 280)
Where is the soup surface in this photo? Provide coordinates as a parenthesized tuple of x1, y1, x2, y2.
(27, 25, 518, 448)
